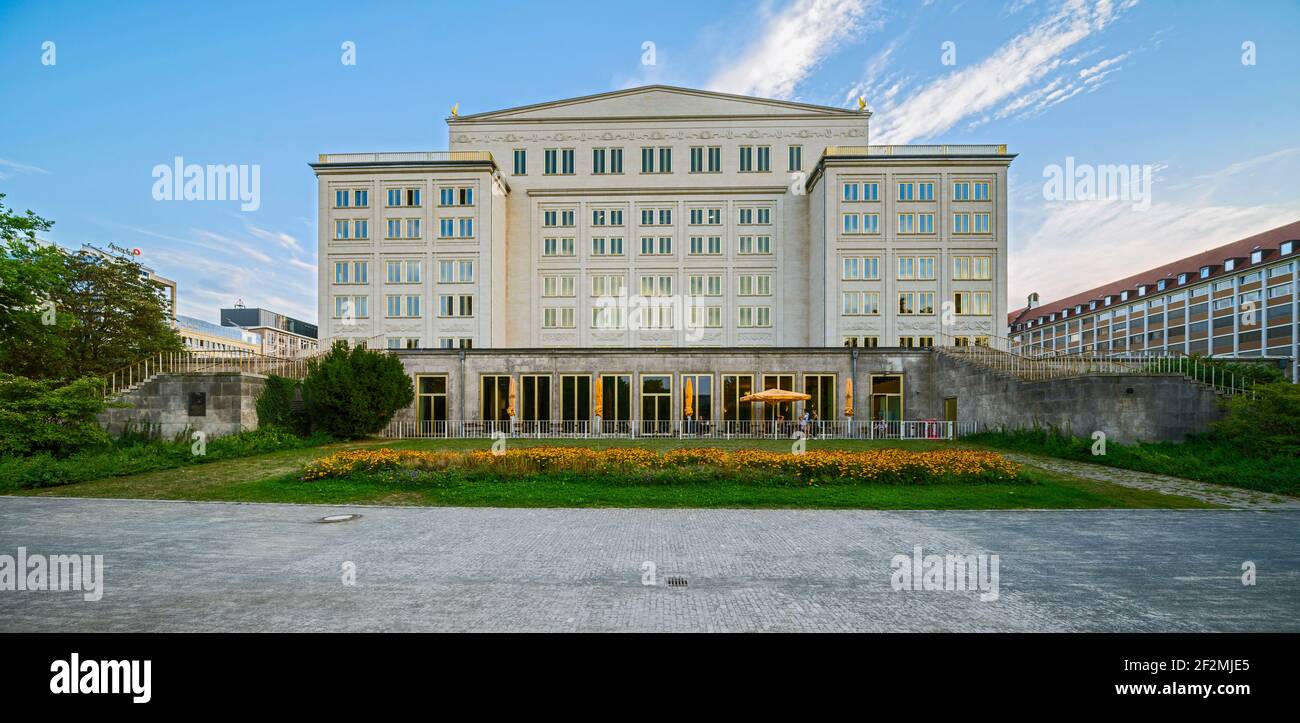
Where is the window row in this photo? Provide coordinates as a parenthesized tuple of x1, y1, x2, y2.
(840, 291, 991, 316)
(516, 145, 804, 176)
(331, 294, 474, 319)
(334, 218, 474, 240)
(842, 180, 990, 203)
(334, 260, 475, 285)
(333, 187, 475, 209)
(542, 235, 773, 257)
(841, 255, 991, 281)
(841, 212, 990, 235)
(585, 305, 773, 330)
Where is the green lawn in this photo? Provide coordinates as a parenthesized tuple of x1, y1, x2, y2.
(11, 437, 1216, 510)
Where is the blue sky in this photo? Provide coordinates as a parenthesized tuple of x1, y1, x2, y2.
(2, 0, 1298, 323)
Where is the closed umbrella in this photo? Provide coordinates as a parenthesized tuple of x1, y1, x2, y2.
(506, 376, 516, 418)
(683, 377, 695, 418)
(593, 375, 603, 416)
(844, 378, 854, 417)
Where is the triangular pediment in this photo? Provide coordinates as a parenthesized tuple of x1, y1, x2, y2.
(452, 85, 857, 122)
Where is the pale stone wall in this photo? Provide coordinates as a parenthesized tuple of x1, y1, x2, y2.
(99, 373, 266, 440)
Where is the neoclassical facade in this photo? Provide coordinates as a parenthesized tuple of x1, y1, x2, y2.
(314, 85, 1012, 350)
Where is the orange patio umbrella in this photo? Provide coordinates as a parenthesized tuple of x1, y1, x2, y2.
(844, 378, 854, 417)
(593, 374, 603, 416)
(683, 377, 694, 418)
(506, 376, 516, 418)
(738, 388, 811, 403)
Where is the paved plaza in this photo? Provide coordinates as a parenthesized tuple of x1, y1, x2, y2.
(1, 497, 1295, 632)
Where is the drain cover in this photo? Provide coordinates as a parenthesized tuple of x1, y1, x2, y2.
(318, 513, 362, 523)
(666, 576, 689, 588)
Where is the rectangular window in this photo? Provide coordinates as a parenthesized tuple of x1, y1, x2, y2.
(973, 181, 990, 200)
(513, 149, 526, 175)
(953, 181, 970, 201)
(952, 213, 971, 234)
(974, 212, 991, 233)
(788, 145, 802, 172)
(917, 182, 935, 201)
(898, 182, 914, 201)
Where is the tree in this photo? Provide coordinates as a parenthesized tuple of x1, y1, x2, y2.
(0, 373, 110, 457)
(0, 195, 182, 380)
(1213, 383, 1300, 458)
(301, 341, 414, 439)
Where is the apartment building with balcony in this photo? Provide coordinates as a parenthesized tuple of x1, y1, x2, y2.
(1008, 220, 1300, 381)
(314, 86, 1012, 351)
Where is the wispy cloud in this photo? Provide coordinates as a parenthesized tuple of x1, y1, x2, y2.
(1011, 199, 1298, 305)
(708, 0, 878, 99)
(857, 0, 1137, 144)
(0, 158, 51, 181)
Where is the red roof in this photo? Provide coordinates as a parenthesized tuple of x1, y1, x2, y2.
(1009, 219, 1300, 328)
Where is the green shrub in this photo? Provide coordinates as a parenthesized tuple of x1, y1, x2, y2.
(0, 374, 110, 457)
(967, 425, 1300, 496)
(257, 375, 308, 434)
(0, 426, 332, 491)
(1213, 383, 1300, 458)
(301, 341, 414, 439)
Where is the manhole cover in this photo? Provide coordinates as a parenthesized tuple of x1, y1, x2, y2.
(318, 513, 362, 524)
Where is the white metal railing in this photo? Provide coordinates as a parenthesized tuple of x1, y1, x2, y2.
(936, 334, 1255, 397)
(379, 419, 980, 441)
(316, 151, 494, 164)
(103, 350, 315, 398)
(825, 144, 1009, 157)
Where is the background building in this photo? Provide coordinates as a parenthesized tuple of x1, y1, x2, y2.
(177, 314, 261, 355)
(314, 85, 1012, 350)
(1009, 220, 1300, 381)
(220, 305, 319, 358)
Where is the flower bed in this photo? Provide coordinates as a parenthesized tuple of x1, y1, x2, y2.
(299, 447, 1023, 485)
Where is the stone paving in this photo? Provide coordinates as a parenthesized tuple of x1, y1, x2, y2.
(1003, 452, 1300, 509)
(1, 497, 1296, 632)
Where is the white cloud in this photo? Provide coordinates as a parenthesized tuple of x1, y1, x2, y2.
(244, 222, 304, 255)
(1011, 200, 1299, 306)
(0, 158, 51, 181)
(863, 0, 1135, 144)
(708, 0, 877, 99)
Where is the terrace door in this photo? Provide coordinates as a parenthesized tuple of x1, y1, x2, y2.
(416, 375, 448, 436)
(560, 374, 591, 434)
(521, 375, 552, 435)
(869, 374, 903, 431)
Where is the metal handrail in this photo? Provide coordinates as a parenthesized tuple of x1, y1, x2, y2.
(934, 332, 1254, 397)
(103, 349, 318, 398)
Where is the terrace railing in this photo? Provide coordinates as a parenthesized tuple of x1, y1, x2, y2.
(380, 419, 981, 441)
(935, 333, 1255, 397)
(103, 349, 316, 399)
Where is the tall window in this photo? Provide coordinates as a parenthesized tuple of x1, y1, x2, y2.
(513, 149, 526, 175)
(803, 374, 835, 422)
(788, 145, 802, 172)
(520, 375, 552, 424)
(722, 374, 754, 424)
(480, 375, 511, 424)
(681, 373, 713, 422)
(560, 375, 591, 427)
(416, 375, 448, 432)
(640, 375, 672, 434)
